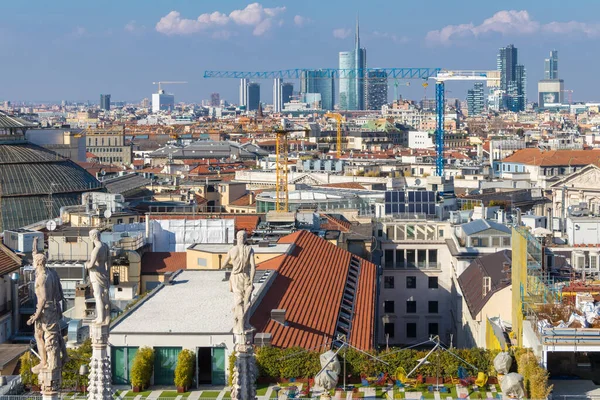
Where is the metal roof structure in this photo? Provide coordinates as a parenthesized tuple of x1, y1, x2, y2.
(149, 140, 266, 160)
(0, 111, 36, 130)
(460, 219, 511, 236)
(0, 142, 102, 231)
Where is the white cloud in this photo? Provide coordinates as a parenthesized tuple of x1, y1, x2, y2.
(333, 28, 351, 39)
(156, 3, 285, 37)
(426, 10, 600, 45)
(294, 15, 311, 27)
(372, 31, 409, 44)
(124, 20, 145, 33)
(73, 26, 87, 37)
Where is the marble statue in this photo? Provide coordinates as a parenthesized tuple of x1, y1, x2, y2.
(27, 251, 67, 392)
(86, 229, 110, 325)
(224, 230, 256, 335)
(315, 350, 341, 390)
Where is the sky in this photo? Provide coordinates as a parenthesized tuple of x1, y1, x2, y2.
(1, 0, 600, 104)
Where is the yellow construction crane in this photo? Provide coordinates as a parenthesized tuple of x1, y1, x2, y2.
(275, 118, 310, 212)
(152, 81, 187, 91)
(324, 112, 343, 158)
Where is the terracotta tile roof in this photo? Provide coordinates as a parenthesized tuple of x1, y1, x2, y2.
(251, 230, 376, 350)
(0, 243, 22, 276)
(502, 148, 600, 167)
(320, 214, 352, 233)
(148, 214, 262, 233)
(141, 252, 187, 275)
(318, 182, 367, 190)
(229, 190, 263, 207)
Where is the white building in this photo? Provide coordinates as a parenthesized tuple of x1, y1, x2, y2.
(109, 269, 275, 386)
(152, 91, 175, 113)
(408, 131, 434, 149)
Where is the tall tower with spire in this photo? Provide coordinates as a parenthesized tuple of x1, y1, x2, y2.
(339, 16, 367, 110)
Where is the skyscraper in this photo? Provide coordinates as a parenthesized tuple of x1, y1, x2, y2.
(247, 82, 260, 111)
(467, 82, 485, 116)
(544, 50, 558, 80)
(300, 70, 335, 110)
(281, 83, 293, 106)
(339, 18, 367, 110)
(100, 94, 111, 111)
(273, 78, 283, 113)
(210, 92, 220, 107)
(497, 44, 526, 111)
(239, 78, 248, 108)
(366, 69, 388, 110)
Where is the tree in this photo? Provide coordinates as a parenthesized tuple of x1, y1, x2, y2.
(19, 352, 39, 388)
(130, 347, 155, 390)
(174, 349, 195, 390)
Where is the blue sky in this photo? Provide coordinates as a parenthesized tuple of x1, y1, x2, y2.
(1, 0, 599, 104)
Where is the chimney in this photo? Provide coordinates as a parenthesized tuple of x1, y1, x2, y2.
(249, 191, 255, 205)
(271, 309, 286, 326)
(163, 272, 173, 285)
(254, 332, 272, 347)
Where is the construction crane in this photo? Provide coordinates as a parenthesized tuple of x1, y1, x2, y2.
(324, 113, 343, 158)
(431, 70, 500, 177)
(275, 118, 310, 212)
(152, 81, 187, 92)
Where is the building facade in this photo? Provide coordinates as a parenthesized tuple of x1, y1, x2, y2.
(152, 91, 175, 113)
(367, 69, 388, 111)
(300, 70, 335, 111)
(239, 78, 248, 108)
(85, 125, 132, 165)
(545, 50, 558, 80)
(273, 78, 282, 113)
(467, 82, 485, 116)
(498, 44, 526, 111)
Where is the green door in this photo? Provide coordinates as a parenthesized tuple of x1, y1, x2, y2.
(211, 347, 226, 385)
(111, 347, 138, 384)
(154, 347, 182, 386)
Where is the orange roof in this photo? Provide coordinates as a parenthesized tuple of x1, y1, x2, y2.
(320, 214, 352, 232)
(251, 230, 376, 350)
(141, 252, 187, 275)
(502, 148, 600, 167)
(0, 243, 21, 276)
(229, 190, 263, 207)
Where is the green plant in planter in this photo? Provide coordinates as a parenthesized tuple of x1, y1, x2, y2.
(130, 347, 155, 390)
(174, 349, 195, 390)
(19, 352, 40, 388)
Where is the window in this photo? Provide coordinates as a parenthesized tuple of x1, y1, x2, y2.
(384, 250, 394, 267)
(428, 277, 438, 289)
(406, 300, 417, 313)
(428, 301, 438, 314)
(128, 217, 135, 224)
(384, 276, 395, 289)
(406, 323, 417, 338)
(384, 323, 395, 338)
(502, 237, 511, 246)
(406, 276, 416, 289)
(65, 236, 78, 243)
(197, 258, 207, 267)
(492, 237, 500, 247)
(428, 323, 439, 336)
(116, 218, 123, 224)
(384, 301, 395, 313)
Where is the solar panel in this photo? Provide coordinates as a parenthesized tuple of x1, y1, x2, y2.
(384, 190, 437, 216)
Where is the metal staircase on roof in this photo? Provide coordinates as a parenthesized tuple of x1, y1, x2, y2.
(332, 255, 361, 348)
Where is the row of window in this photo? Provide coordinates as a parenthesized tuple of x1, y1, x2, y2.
(384, 276, 438, 289)
(384, 300, 438, 314)
(90, 147, 124, 153)
(384, 322, 438, 339)
(88, 137, 122, 146)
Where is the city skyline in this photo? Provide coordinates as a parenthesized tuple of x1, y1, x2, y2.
(1, 0, 600, 103)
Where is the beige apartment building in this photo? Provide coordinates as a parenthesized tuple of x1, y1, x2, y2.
(85, 125, 132, 165)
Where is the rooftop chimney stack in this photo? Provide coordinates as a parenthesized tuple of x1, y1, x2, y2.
(271, 309, 286, 326)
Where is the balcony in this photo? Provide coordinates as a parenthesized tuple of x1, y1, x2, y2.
(383, 262, 441, 270)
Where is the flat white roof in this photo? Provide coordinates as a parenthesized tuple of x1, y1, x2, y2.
(110, 269, 273, 334)
(188, 243, 293, 254)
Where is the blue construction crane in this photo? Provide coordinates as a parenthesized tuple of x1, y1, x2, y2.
(204, 67, 499, 178)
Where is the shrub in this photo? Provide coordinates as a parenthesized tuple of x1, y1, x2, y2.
(518, 352, 552, 400)
(19, 352, 39, 387)
(130, 347, 155, 390)
(61, 338, 92, 390)
(174, 349, 195, 389)
(228, 351, 237, 386)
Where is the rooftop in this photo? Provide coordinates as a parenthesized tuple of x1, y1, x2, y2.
(461, 219, 511, 236)
(0, 243, 22, 276)
(111, 269, 273, 334)
(188, 243, 293, 254)
(502, 148, 600, 167)
(141, 252, 187, 275)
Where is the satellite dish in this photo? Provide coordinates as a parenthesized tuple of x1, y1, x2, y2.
(104, 210, 113, 219)
(415, 178, 422, 186)
(100, 169, 106, 176)
(46, 220, 57, 231)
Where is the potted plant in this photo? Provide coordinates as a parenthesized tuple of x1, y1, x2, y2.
(131, 347, 155, 392)
(174, 349, 195, 393)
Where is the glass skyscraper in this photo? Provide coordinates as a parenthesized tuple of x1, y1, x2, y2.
(544, 50, 558, 80)
(497, 44, 526, 112)
(247, 82, 260, 111)
(100, 94, 111, 111)
(300, 70, 335, 110)
(339, 18, 367, 110)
